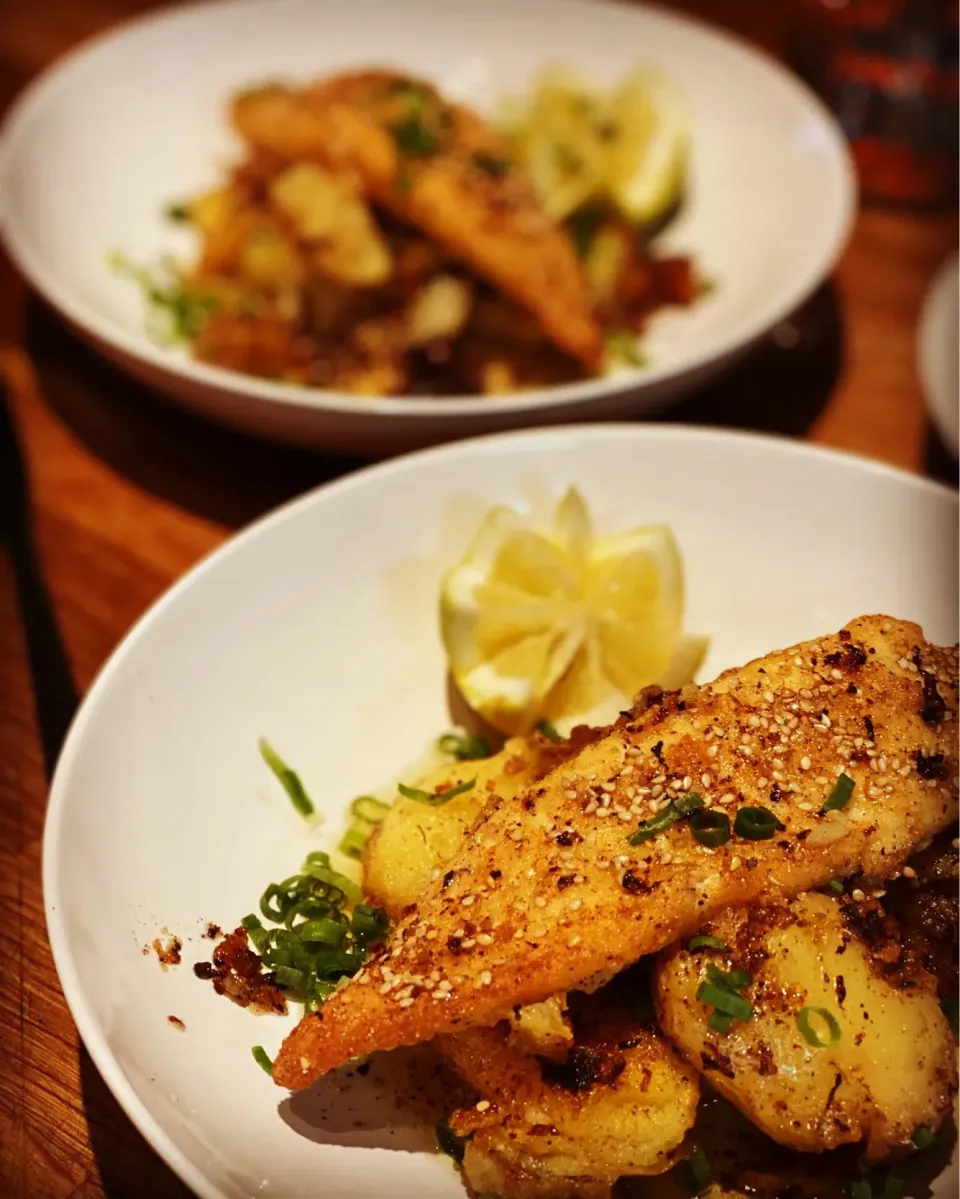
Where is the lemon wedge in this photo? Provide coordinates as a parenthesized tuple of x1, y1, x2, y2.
(603, 69, 690, 227)
(439, 488, 705, 734)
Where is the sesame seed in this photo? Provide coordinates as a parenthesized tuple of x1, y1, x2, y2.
(479, 971, 493, 987)
(797, 801, 814, 811)
(398, 997, 415, 1008)
(535, 896, 547, 908)
(596, 807, 611, 818)
(601, 782, 616, 794)
(661, 851, 674, 865)
(568, 934, 581, 947)
(902, 866, 917, 879)
(730, 856, 741, 869)
(799, 756, 811, 770)
(569, 898, 582, 911)
(758, 777, 768, 789)
(830, 669, 843, 681)
(851, 888, 865, 902)
(701, 773, 712, 788)
(719, 793, 735, 805)
(708, 744, 719, 758)
(564, 789, 577, 800)
(585, 801, 598, 814)
(531, 925, 548, 938)
(749, 715, 760, 728)
(651, 784, 664, 799)
(476, 1100, 491, 1112)
(682, 776, 692, 791)
(461, 938, 476, 949)
(764, 690, 775, 704)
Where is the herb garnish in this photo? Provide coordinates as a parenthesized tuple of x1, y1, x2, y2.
(398, 778, 476, 805)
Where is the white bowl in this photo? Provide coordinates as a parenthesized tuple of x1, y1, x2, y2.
(44, 424, 957, 1198)
(0, 0, 854, 455)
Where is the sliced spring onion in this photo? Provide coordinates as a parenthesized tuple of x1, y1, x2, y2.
(391, 117, 439, 156)
(297, 918, 348, 947)
(846, 1180, 871, 1199)
(437, 732, 492, 761)
(822, 772, 855, 813)
(351, 795, 390, 824)
(707, 964, 751, 991)
(708, 1010, 735, 1035)
(165, 201, 191, 222)
(880, 1176, 903, 1199)
(696, 982, 753, 1022)
(687, 1145, 711, 1193)
(688, 936, 730, 952)
(796, 1005, 842, 1048)
(258, 738, 315, 817)
(826, 880, 845, 895)
(911, 1124, 936, 1151)
(536, 719, 562, 741)
(352, 904, 390, 944)
(436, 1115, 470, 1163)
(733, 806, 779, 840)
(251, 1045, 273, 1074)
(628, 793, 704, 845)
(689, 809, 731, 847)
(338, 826, 370, 860)
(398, 778, 476, 805)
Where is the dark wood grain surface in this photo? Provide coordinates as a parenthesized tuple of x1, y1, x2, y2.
(0, 1, 956, 1196)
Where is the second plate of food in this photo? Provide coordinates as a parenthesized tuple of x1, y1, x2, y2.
(1, 0, 854, 453)
(45, 425, 958, 1198)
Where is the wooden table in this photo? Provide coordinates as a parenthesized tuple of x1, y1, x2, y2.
(0, 1, 956, 1195)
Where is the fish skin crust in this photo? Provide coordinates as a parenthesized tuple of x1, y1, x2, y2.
(232, 71, 603, 367)
(273, 617, 958, 1089)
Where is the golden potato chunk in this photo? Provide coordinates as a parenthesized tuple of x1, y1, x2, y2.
(655, 892, 957, 1161)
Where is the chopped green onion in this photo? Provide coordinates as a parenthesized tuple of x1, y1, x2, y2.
(391, 117, 439, 156)
(259, 738, 315, 818)
(696, 982, 753, 1022)
(826, 879, 845, 895)
(437, 732, 492, 760)
(251, 1045, 273, 1074)
(109, 251, 219, 344)
(687, 1145, 711, 1193)
(165, 201, 191, 222)
(707, 964, 751, 991)
(629, 794, 705, 845)
(436, 1115, 470, 1163)
(708, 1010, 735, 1034)
(880, 1176, 903, 1199)
(350, 795, 390, 824)
(536, 719, 562, 741)
(689, 809, 731, 847)
(338, 826, 370, 859)
(846, 1180, 871, 1199)
(352, 904, 389, 945)
(297, 918, 348, 947)
(822, 773, 855, 813)
(911, 1124, 936, 1151)
(796, 1005, 842, 1048)
(733, 806, 779, 840)
(471, 152, 512, 177)
(605, 330, 648, 368)
(398, 778, 476, 805)
(688, 936, 730, 952)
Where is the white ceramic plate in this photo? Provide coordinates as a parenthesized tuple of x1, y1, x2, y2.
(0, 0, 854, 455)
(44, 425, 957, 1198)
(918, 253, 959, 458)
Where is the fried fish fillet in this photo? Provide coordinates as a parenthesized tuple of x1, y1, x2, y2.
(274, 617, 958, 1089)
(232, 72, 603, 367)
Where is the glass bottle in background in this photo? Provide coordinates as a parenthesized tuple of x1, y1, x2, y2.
(791, 0, 958, 209)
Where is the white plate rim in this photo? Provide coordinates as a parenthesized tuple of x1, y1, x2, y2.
(917, 252, 959, 458)
(42, 421, 955, 1198)
(0, 0, 857, 421)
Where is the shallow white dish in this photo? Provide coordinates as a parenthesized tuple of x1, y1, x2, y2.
(44, 424, 957, 1197)
(0, 0, 854, 455)
(918, 253, 959, 458)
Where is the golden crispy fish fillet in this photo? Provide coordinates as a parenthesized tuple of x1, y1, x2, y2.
(231, 72, 603, 367)
(274, 617, 958, 1089)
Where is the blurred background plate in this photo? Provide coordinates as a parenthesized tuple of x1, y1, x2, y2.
(0, 0, 854, 455)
